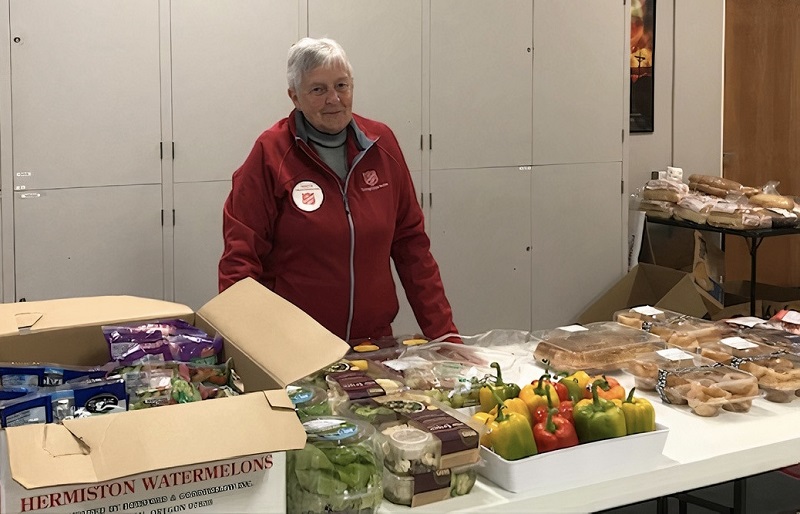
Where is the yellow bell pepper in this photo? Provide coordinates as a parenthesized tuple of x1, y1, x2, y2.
(613, 387, 656, 435)
(519, 382, 559, 418)
(484, 392, 538, 460)
(490, 396, 533, 427)
(470, 411, 496, 447)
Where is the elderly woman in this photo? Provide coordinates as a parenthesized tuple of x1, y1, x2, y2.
(219, 37, 457, 345)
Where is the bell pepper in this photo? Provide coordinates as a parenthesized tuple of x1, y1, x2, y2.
(470, 411, 496, 447)
(484, 390, 538, 460)
(490, 396, 533, 427)
(573, 380, 627, 443)
(530, 374, 561, 408)
(615, 387, 656, 435)
(532, 409, 579, 453)
(520, 382, 556, 418)
(564, 370, 592, 400)
(587, 375, 626, 401)
(479, 362, 521, 413)
(531, 390, 556, 424)
(558, 376, 586, 404)
(557, 400, 574, 425)
(532, 372, 569, 402)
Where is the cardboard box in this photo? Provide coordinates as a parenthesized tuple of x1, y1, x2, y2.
(709, 281, 800, 321)
(692, 230, 724, 309)
(577, 264, 709, 325)
(0, 278, 350, 513)
(479, 424, 669, 493)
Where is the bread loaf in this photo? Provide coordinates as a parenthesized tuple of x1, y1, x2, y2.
(688, 174, 743, 192)
(749, 193, 795, 210)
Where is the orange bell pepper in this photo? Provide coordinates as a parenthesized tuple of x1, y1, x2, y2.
(587, 375, 626, 401)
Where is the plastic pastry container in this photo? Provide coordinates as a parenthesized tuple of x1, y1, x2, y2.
(731, 353, 800, 403)
(326, 370, 406, 411)
(697, 335, 778, 366)
(622, 348, 718, 392)
(397, 360, 485, 409)
(653, 364, 760, 416)
(286, 383, 331, 420)
(532, 322, 666, 374)
(614, 306, 731, 350)
(737, 326, 800, 356)
(381, 460, 480, 507)
(286, 416, 383, 514)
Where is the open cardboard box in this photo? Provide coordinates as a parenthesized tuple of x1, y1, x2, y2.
(578, 263, 709, 325)
(0, 278, 350, 513)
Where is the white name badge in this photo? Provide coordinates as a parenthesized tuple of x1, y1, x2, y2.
(292, 181, 324, 212)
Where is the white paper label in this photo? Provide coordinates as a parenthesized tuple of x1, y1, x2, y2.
(720, 336, 758, 350)
(712, 203, 738, 214)
(724, 317, 765, 328)
(780, 311, 800, 325)
(557, 325, 588, 332)
(767, 207, 796, 218)
(632, 305, 663, 316)
(656, 348, 695, 361)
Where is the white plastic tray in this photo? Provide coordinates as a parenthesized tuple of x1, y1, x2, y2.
(479, 423, 669, 493)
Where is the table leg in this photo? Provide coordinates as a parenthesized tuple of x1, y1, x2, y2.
(748, 237, 764, 317)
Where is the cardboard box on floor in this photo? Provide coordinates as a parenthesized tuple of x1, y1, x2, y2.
(0, 278, 350, 513)
(577, 263, 710, 324)
(709, 280, 800, 321)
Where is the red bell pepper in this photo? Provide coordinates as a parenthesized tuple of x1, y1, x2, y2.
(532, 409, 579, 453)
(557, 400, 574, 425)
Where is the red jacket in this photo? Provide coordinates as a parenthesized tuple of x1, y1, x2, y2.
(219, 110, 457, 343)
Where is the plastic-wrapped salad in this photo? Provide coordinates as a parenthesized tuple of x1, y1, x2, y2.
(287, 416, 383, 514)
(287, 384, 331, 420)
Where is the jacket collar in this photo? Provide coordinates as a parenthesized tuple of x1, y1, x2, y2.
(291, 109, 376, 152)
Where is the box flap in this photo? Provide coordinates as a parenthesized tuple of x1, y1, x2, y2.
(198, 278, 350, 389)
(0, 296, 193, 334)
(656, 275, 710, 318)
(6, 392, 306, 489)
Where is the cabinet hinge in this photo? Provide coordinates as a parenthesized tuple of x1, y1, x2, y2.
(622, 129, 625, 143)
(159, 142, 163, 160)
(420, 134, 423, 151)
(621, 180, 625, 195)
(160, 209, 164, 225)
(172, 209, 176, 226)
(429, 192, 433, 208)
(172, 142, 175, 160)
(420, 193, 424, 208)
(429, 134, 433, 150)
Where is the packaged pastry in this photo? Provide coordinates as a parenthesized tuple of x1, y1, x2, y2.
(533, 322, 665, 374)
(735, 326, 800, 356)
(654, 364, 759, 416)
(623, 348, 717, 392)
(697, 335, 778, 366)
(730, 352, 800, 403)
(614, 306, 729, 350)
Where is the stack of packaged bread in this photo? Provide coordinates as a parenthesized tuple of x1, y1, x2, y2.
(635, 172, 800, 229)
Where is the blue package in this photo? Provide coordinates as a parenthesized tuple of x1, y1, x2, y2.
(0, 366, 44, 387)
(71, 378, 128, 417)
(0, 387, 36, 401)
(0, 392, 51, 427)
(50, 389, 75, 423)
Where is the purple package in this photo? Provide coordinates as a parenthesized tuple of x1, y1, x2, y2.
(103, 319, 221, 365)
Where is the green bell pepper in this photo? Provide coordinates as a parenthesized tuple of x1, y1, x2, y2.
(573, 379, 627, 443)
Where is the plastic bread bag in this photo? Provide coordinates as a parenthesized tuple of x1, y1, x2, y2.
(103, 319, 223, 366)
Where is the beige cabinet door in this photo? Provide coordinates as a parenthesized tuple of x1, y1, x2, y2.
(531, 162, 624, 329)
(14, 186, 164, 301)
(429, 167, 532, 335)
(173, 181, 231, 310)
(308, 0, 423, 172)
(532, 0, 625, 165)
(429, 0, 533, 171)
(10, 0, 162, 190)
(171, 0, 300, 184)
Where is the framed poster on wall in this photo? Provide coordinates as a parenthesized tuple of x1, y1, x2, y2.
(630, 0, 655, 132)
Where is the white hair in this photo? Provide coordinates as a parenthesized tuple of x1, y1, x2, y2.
(287, 37, 353, 91)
